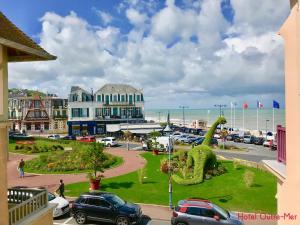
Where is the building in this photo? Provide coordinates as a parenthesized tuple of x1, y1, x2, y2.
(8, 93, 68, 133)
(68, 84, 145, 135)
(189, 119, 207, 129)
(0, 11, 56, 225)
(262, 1, 300, 224)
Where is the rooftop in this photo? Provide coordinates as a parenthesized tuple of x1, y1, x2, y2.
(97, 84, 142, 94)
(0, 11, 56, 62)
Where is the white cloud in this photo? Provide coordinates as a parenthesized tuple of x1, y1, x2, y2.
(126, 8, 148, 27)
(8, 0, 290, 108)
(94, 9, 113, 25)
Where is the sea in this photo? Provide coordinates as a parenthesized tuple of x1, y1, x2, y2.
(145, 108, 285, 131)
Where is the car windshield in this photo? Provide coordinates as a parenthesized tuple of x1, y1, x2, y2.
(244, 135, 250, 138)
(111, 138, 116, 141)
(48, 193, 56, 201)
(107, 195, 126, 208)
(213, 204, 229, 219)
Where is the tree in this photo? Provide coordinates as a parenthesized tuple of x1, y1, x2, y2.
(83, 143, 107, 179)
(149, 131, 161, 150)
(123, 130, 133, 141)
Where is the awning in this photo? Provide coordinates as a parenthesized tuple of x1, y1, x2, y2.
(125, 129, 163, 134)
(106, 124, 121, 132)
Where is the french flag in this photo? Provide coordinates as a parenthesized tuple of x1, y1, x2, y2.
(257, 101, 263, 109)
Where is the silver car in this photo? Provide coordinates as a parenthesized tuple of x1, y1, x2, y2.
(171, 199, 244, 225)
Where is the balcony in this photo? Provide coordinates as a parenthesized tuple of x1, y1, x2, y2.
(263, 125, 286, 181)
(53, 115, 68, 120)
(8, 116, 22, 120)
(96, 114, 144, 120)
(103, 101, 134, 106)
(8, 188, 48, 225)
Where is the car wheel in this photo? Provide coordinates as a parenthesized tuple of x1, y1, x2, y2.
(75, 212, 87, 224)
(176, 222, 188, 225)
(116, 216, 129, 225)
(107, 143, 111, 147)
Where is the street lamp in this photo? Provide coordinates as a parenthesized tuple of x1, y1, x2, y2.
(126, 108, 129, 151)
(214, 104, 227, 117)
(265, 119, 270, 140)
(164, 111, 173, 209)
(179, 106, 189, 127)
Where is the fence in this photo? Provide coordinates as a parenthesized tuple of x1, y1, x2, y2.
(8, 188, 48, 225)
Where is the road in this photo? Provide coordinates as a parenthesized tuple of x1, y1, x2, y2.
(54, 214, 170, 225)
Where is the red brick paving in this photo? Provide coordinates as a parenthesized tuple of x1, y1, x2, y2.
(7, 148, 146, 192)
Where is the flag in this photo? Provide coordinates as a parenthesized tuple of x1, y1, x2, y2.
(273, 100, 280, 109)
(257, 101, 263, 109)
(243, 103, 248, 109)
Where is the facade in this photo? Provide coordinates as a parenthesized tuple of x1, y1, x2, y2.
(0, 11, 56, 225)
(189, 119, 207, 129)
(68, 84, 145, 135)
(8, 94, 68, 133)
(262, 1, 300, 224)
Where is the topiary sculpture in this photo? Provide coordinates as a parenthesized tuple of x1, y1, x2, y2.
(172, 116, 227, 185)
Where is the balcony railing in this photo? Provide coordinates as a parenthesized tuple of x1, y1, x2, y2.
(277, 125, 286, 164)
(8, 188, 48, 225)
(103, 102, 135, 106)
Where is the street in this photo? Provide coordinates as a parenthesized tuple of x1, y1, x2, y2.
(54, 214, 170, 225)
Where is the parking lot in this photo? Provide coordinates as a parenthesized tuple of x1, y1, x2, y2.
(54, 214, 170, 225)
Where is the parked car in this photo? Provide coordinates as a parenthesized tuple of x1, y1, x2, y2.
(97, 137, 118, 147)
(233, 136, 243, 143)
(48, 134, 60, 140)
(175, 134, 189, 142)
(183, 136, 198, 144)
(226, 134, 239, 141)
(172, 199, 244, 225)
(62, 135, 76, 140)
(254, 137, 265, 145)
(263, 140, 271, 147)
(194, 137, 218, 146)
(78, 136, 96, 143)
(9, 133, 33, 140)
(171, 132, 182, 139)
(243, 135, 256, 144)
(71, 192, 142, 225)
(10, 187, 69, 218)
(48, 192, 70, 218)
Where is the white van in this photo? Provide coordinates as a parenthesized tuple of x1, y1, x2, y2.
(156, 136, 173, 151)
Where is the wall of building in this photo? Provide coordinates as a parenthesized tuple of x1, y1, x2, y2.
(277, 3, 300, 224)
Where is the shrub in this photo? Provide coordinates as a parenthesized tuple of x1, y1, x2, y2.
(138, 167, 146, 184)
(244, 170, 255, 187)
(15, 145, 19, 150)
(233, 159, 241, 170)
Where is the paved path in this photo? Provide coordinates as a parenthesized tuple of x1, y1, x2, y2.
(7, 148, 146, 191)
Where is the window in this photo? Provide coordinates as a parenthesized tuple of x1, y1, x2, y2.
(121, 95, 125, 102)
(71, 108, 89, 117)
(97, 95, 101, 102)
(136, 95, 140, 102)
(113, 95, 117, 102)
(86, 198, 111, 208)
(34, 100, 41, 108)
(200, 208, 215, 218)
(187, 207, 202, 216)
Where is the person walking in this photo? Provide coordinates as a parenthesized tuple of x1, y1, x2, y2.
(57, 179, 65, 198)
(18, 159, 25, 178)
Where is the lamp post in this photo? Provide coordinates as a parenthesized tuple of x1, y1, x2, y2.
(164, 111, 173, 209)
(179, 106, 189, 127)
(265, 119, 270, 140)
(214, 104, 227, 117)
(127, 108, 129, 151)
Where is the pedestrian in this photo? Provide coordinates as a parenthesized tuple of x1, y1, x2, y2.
(18, 159, 25, 178)
(57, 179, 65, 198)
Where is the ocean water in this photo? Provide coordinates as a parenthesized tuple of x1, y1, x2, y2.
(145, 108, 285, 131)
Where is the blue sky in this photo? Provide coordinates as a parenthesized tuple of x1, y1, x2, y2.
(2, 0, 290, 108)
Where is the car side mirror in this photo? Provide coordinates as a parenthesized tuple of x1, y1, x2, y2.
(214, 215, 220, 221)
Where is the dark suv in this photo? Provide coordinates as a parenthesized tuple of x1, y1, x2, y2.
(71, 192, 142, 225)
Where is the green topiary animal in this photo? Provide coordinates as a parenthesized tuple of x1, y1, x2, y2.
(172, 116, 227, 185)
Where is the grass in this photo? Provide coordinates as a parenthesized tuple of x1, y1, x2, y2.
(65, 152, 277, 213)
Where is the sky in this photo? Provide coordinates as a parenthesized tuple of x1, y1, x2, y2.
(1, 0, 290, 109)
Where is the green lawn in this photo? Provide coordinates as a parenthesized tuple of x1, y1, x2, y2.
(65, 153, 277, 213)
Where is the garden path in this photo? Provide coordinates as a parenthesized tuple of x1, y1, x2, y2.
(7, 148, 146, 192)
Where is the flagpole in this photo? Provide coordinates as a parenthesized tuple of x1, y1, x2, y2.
(256, 107, 259, 131)
(273, 107, 275, 133)
(233, 104, 236, 130)
(230, 103, 232, 132)
(243, 107, 245, 130)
